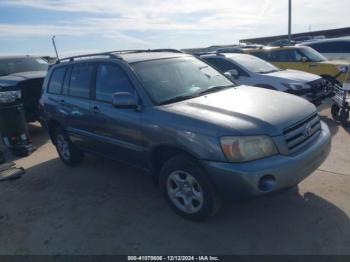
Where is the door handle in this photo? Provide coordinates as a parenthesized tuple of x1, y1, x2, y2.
(59, 99, 65, 105)
(92, 106, 100, 114)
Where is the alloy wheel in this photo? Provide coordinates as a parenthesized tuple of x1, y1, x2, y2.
(166, 170, 204, 214)
(56, 134, 70, 161)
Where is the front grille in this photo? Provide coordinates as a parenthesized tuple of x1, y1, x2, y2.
(283, 113, 321, 153)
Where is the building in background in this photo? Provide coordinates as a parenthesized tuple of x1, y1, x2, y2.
(240, 27, 350, 46)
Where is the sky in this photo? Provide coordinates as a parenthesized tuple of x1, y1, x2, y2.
(0, 0, 349, 57)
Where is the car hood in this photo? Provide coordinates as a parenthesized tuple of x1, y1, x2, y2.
(320, 60, 349, 66)
(264, 69, 320, 83)
(0, 71, 46, 90)
(163, 86, 316, 136)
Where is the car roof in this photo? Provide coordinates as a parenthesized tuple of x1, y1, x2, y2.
(0, 55, 41, 60)
(117, 51, 190, 63)
(201, 53, 251, 59)
(248, 46, 307, 52)
(56, 50, 190, 65)
(300, 37, 350, 45)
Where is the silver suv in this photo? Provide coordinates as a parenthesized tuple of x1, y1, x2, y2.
(40, 50, 331, 221)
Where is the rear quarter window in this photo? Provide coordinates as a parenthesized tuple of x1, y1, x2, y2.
(48, 66, 66, 94)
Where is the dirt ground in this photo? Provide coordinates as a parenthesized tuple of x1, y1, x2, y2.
(0, 103, 349, 255)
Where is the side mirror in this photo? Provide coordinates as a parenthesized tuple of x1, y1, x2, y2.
(301, 57, 308, 63)
(226, 69, 239, 79)
(112, 92, 138, 109)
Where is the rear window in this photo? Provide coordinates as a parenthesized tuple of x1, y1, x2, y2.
(48, 67, 66, 94)
(69, 63, 94, 99)
(0, 57, 48, 77)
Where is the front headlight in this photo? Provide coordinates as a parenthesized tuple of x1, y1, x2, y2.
(282, 82, 309, 90)
(220, 136, 278, 163)
(336, 65, 349, 74)
(0, 90, 22, 103)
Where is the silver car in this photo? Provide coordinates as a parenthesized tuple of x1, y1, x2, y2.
(201, 53, 327, 105)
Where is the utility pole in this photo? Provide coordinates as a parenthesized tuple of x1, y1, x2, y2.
(288, 0, 292, 44)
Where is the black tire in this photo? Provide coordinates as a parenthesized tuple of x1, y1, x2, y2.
(331, 104, 340, 121)
(322, 76, 339, 97)
(159, 155, 221, 221)
(340, 110, 349, 127)
(54, 127, 84, 166)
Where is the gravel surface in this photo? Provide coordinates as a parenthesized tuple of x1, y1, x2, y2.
(0, 105, 349, 255)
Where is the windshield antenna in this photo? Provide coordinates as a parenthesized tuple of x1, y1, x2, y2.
(51, 35, 60, 60)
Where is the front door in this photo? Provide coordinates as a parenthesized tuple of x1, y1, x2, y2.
(89, 62, 147, 168)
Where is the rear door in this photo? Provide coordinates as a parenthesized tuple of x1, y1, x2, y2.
(58, 62, 95, 148)
(89, 62, 146, 167)
(44, 65, 67, 123)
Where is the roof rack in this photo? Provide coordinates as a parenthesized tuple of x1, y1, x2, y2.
(193, 49, 243, 57)
(57, 51, 122, 64)
(56, 49, 184, 63)
(111, 49, 183, 54)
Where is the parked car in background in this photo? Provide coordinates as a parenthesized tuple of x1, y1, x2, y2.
(299, 38, 350, 61)
(293, 35, 326, 43)
(0, 56, 48, 122)
(245, 46, 349, 91)
(268, 39, 297, 47)
(40, 50, 331, 221)
(200, 52, 327, 105)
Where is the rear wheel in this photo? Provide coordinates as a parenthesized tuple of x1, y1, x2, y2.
(54, 128, 84, 166)
(160, 155, 220, 221)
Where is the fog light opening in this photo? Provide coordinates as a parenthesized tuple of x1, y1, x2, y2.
(258, 175, 276, 192)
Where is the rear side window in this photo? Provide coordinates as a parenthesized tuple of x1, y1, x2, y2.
(69, 63, 94, 99)
(270, 50, 303, 62)
(204, 58, 247, 76)
(48, 67, 66, 94)
(95, 64, 134, 102)
(204, 58, 236, 72)
(62, 66, 72, 95)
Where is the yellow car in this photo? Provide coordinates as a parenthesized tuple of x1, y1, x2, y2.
(245, 46, 349, 89)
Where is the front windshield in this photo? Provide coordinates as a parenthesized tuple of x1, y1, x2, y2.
(132, 57, 234, 104)
(0, 57, 48, 76)
(229, 54, 279, 74)
(299, 47, 327, 62)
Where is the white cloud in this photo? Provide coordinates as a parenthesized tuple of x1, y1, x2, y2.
(0, 0, 349, 49)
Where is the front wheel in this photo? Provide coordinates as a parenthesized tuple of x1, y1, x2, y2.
(340, 110, 349, 127)
(160, 155, 220, 221)
(322, 76, 339, 97)
(331, 104, 340, 121)
(54, 128, 84, 166)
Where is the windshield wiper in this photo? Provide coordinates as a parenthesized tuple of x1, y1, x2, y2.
(159, 85, 235, 105)
(195, 85, 235, 96)
(159, 94, 197, 105)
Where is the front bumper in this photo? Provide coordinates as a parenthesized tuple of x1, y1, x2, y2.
(201, 122, 331, 199)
